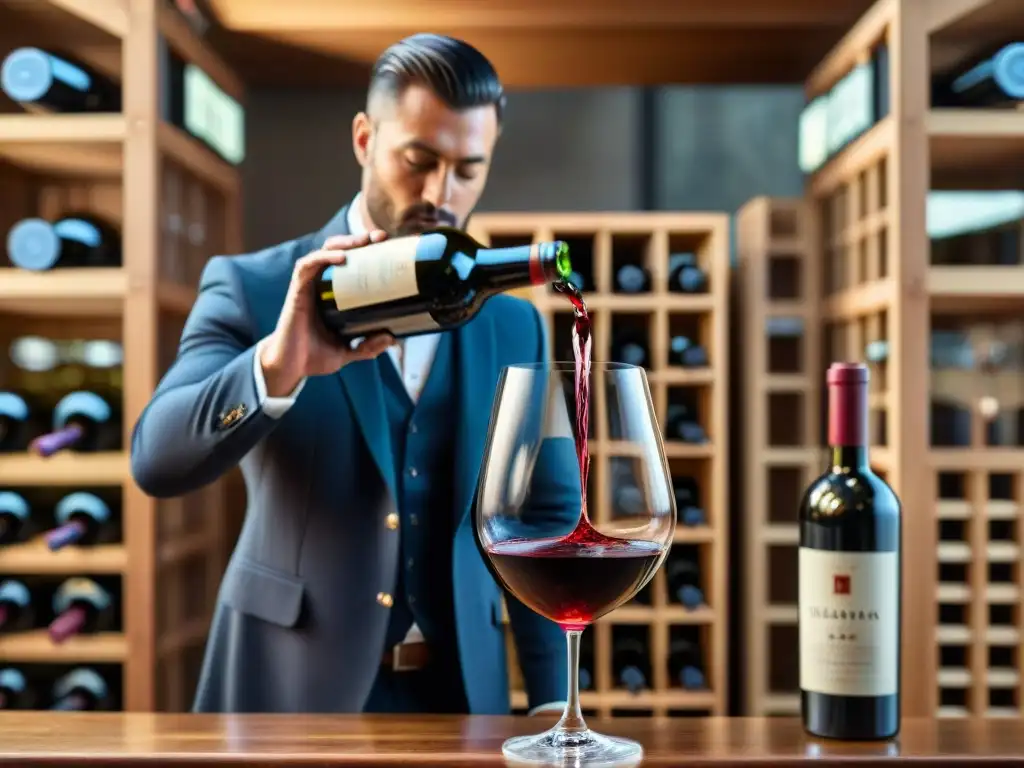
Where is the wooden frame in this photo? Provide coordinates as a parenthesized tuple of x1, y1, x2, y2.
(468, 212, 730, 717)
(735, 197, 822, 716)
(797, 0, 1024, 719)
(0, 0, 243, 711)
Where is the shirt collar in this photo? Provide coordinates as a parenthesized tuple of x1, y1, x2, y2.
(347, 193, 368, 236)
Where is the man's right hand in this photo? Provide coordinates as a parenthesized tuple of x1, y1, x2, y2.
(258, 230, 397, 397)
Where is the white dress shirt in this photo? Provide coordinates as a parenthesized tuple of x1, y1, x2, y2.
(251, 196, 562, 715)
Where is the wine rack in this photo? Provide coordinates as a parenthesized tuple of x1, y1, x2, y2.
(468, 212, 730, 718)
(0, 1, 243, 711)
(734, 197, 821, 716)
(796, 0, 1024, 719)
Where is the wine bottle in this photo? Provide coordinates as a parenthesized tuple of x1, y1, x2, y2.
(799, 362, 901, 741)
(0, 492, 30, 546)
(46, 492, 118, 551)
(611, 331, 649, 369)
(50, 667, 110, 711)
(668, 253, 707, 293)
(48, 578, 115, 643)
(0, 667, 33, 710)
(614, 264, 650, 293)
(7, 214, 122, 272)
(0, 579, 33, 631)
(315, 228, 571, 342)
(666, 553, 704, 609)
(29, 391, 121, 457)
(933, 42, 1024, 108)
(611, 632, 649, 694)
(668, 635, 706, 690)
(0, 48, 121, 113)
(665, 403, 707, 444)
(668, 335, 709, 368)
(0, 391, 33, 452)
(610, 461, 645, 517)
(673, 476, 706, 527)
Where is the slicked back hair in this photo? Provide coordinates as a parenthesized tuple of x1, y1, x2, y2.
(368, 34, 506, 124)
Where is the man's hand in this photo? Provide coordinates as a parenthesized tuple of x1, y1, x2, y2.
(259, 230, 396, 396)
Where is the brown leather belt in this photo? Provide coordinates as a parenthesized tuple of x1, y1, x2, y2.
(381, 641, 430, 672)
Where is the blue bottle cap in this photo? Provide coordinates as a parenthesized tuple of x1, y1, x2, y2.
(7, 218, 60, 271)
(1, 48, 52, 104)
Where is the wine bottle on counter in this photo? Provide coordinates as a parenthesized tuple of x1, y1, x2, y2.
(611, 631, 649, 694)
(611, 331, 650, 368)
(668, 335, 709, 368)
(668, 253, 707, 294)
(48, 578, 116, 643)
(0, 48, 121, 113)
(799, 362, 901, 741)
(614, 264, 650, 294)
(316, 229, 572, 342)
(7, 214, 122, 272)
(50, 667, 111, 711)
(0, 492, 30, 546)
(46, 492, 119, 551)
(0, 579, 33, 632)
(29, 391, 121, 457)
(665, 403, 707, 444)
(668, 635, 706, 690)
(0, 667, 33, 710)
(666, 553, 704, 609)
(933, 42, 1024, 108)
(673, 476, 706, 527)
(0, 391, 33, 453)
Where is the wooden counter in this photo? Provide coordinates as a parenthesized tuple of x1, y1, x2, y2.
(0, 714, 1022, 766)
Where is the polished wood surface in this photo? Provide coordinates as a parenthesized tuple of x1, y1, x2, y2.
(0, 715, 1022, 766)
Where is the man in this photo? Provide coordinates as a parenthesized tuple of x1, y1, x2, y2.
(129, 33, 579, 716)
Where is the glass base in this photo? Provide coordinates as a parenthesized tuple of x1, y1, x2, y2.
(501, 725, 643, 767)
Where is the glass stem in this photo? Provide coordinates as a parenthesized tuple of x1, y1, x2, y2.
(556, 629, 587, 734)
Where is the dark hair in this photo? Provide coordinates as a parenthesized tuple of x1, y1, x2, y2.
(368, 34, 506, 123)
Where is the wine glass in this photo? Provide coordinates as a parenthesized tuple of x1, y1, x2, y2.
(476, 361, 676, 766)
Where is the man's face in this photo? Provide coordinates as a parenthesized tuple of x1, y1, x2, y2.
(352, 84, 499, 237)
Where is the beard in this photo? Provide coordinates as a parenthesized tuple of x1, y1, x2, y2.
(363, 169, 461, 237)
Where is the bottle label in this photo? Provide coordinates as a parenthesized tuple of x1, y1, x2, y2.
(329, 238, 419, 311)
(798, 548, 899, 697)
(345, 311, 440, 338)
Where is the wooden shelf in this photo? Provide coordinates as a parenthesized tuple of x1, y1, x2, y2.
(0, 115, 125, 177)
(735, 197, 821, 718)
(929, 266, 1024, 313)
(0, 453, 128, 486)
(0, 631, 126, 663)
(929, 109, 1024, 189)
(0, 0, 242, 715)
(0, 541, 127, 575)
(471, 211, 730, 719)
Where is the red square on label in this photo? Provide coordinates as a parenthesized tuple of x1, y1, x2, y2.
(833, 575, 851, 595)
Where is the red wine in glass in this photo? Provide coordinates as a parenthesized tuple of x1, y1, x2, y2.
(477, 276, 675, 765)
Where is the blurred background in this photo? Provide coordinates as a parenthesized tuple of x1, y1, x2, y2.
(0, 0, 1023, 725)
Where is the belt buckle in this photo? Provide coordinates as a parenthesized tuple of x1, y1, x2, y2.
(391, 643, 417, 672)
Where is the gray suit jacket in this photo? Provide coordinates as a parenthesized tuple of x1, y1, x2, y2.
(130, 206, 577, 713)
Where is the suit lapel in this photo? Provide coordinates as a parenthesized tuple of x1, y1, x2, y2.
(453, 313, 497, 527)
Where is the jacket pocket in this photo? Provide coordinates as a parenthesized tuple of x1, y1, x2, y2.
(221, 558, 305, 628)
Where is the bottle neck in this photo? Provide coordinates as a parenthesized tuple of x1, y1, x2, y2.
(828, 380, 870, 471)
(476, 242, 566, 291)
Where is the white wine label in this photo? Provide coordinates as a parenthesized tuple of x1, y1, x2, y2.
(798, 548, 899, 697)
(330, 237, 419, 311)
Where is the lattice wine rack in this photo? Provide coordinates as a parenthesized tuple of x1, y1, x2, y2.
(468, 212, 730, 718)
(0, 0, 242, 711)
(801, 0, 1024, 718)
(735, 197, 822, 716)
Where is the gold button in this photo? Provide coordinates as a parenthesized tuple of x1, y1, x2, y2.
(385, 513, 399, 530)
(376, 592, 393, 607)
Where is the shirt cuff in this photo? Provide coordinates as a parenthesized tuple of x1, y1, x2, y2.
(527, 701, 566, 716)
(252, 339, 306, 419)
